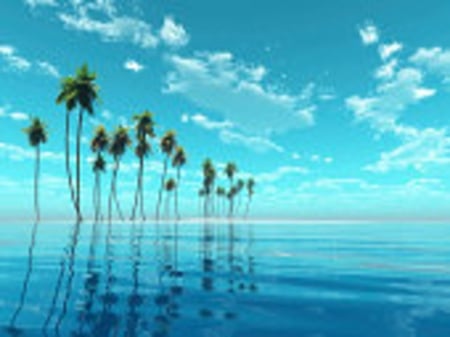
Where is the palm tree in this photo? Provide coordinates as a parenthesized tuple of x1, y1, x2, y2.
(156, 130, 177, 220)
(235, 178, 245, 216)
(172, 146, 186, 220)
(23, 118, 47, 221)
(245, 178, 255, 218)
(216, 186, 226, 217)
(164, 178, 177, 219)
(108, 125, 131, 222)
(202, 159, 216, 218)
(91, 125, 109, 221)
(56, 63, 99, 221)
(131, 111, 155, 221)
(224, 162, 237, 217)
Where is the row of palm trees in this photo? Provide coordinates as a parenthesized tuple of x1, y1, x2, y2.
(22, 64, 255, 222)
(199, 160, 255, 219)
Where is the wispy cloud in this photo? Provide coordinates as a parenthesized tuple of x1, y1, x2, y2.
(165, 51, 316, 136)
(37, 60, 60, 77)
(0, 106, 29, 121)
(0, 142, 63, 161)
(124, 59, 144, 72)
(58, 3, 159, 49)
(189, 113, 233, 130)
(358, 22, 379, 45)
(219, 129, 285, 153)
(24, 0, 57, 7)
(0, 44, 31, 71)
(159, 16, 189, 47)
(410, 47, 450, 82)
(379, 42, 403, 60)
(255, 165, 309, 183)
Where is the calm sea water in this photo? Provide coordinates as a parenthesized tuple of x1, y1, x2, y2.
(0, 221, 450, 337)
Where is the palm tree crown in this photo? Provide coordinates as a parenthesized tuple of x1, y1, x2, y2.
(133, 110, 155, 140)
(56, 64, 99, 114)
(160, 130, 177, 155)
(91, 125, 109, 153)
(23, 118, 47, 146)
(225, 162, 237, 181)
(109, 126, 131, 159)
(165, 178, 177, 192)
(246, 178, 255, 196)
(93, 153, 106, 173)
(172, 146, 187, 168)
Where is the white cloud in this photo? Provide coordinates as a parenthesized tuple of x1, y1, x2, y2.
(219, 129, 285, 153)
(165, 52, 316, 135)
(9, 112, 29, 121)
(291, 152, 301, 160)
(358, 23, 379, 45)
(324, 156, 333, 164)
(59, 10, 159, 49)
(365, 128, 450, 172)
(0, 142, 63, 161)
(124, 59, 144, 72)
(410, 47, 450, 81)
(101, 110, 112, 120)
(347, 68, 435, 133)
(255, 165, 308, 183)
(0, 44, 31, 71)
(375, 59, 398, 79)
(379, 42, 403, 60)
(24, 0, 57, 7)
(37, 61, 60, 77)
(180, 113, 189, 123)
(190, 113, 233, 130)
(159, 16, 189, 47)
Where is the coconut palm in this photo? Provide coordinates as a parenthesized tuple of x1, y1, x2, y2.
(156, 130, 177, 220)
(202, 159, 216, 217)
(164, 178, 177, 219)
(235, 178, 245, 216)
(224, 162, 237, 217)
(245, 178, 255, 218)
(130, 111, 155, 221)
(108, 125, 131, 222)
(172, 146, 186, 219)
(23, 118, 47, 221)
(216, 187, 226, 217)
(56, 64, 99, 221)
(91, 125, 109, 221)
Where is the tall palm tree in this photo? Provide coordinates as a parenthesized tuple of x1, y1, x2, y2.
(164, 178, 177, 219)
(235, 178, 245, 216)
(56, 64, 99, 221)
(224, 162, 237, 217)
(202, 159, 216, 218)
(131, 111, 155, 221)
(108, 125, 131, 222)
(23, 118, 47, 221)
(156, 130, 177, 220)
(216, 186, 226, 217)
(91, 125, 109, 221)
(172, 146, 186, 220)
(245, 178, 255, 218)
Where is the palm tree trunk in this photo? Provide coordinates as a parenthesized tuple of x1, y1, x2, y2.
(108, 160, 117, 223)
(156, 156, 168, 220)
(112, 159, 125, 221)
(175, 167, 181, 220)
(75, 109, 84, 221)
(65, 110, 77, 216)
(35, 145, 40, 222)
(130, 157, 143, 221)
(245, 196, 252, 219)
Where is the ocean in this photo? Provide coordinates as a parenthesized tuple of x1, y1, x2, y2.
(0, 221, 449, 336)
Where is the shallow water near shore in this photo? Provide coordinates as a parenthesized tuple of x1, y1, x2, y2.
(0, 221, 450, 336)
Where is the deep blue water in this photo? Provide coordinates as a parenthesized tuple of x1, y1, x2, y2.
(1, 221, 450, 337)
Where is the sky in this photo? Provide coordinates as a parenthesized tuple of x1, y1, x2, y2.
(2, 0, 450, 221)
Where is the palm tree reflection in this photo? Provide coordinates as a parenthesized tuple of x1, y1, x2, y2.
(6, 220, 40, 336)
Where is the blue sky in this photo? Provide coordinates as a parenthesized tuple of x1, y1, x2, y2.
(2, 0, 450, 221)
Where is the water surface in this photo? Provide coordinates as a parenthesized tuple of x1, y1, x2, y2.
(0, 221, 449, 336)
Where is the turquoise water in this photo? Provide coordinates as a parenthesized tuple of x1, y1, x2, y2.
(1, 221, 450, 336)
